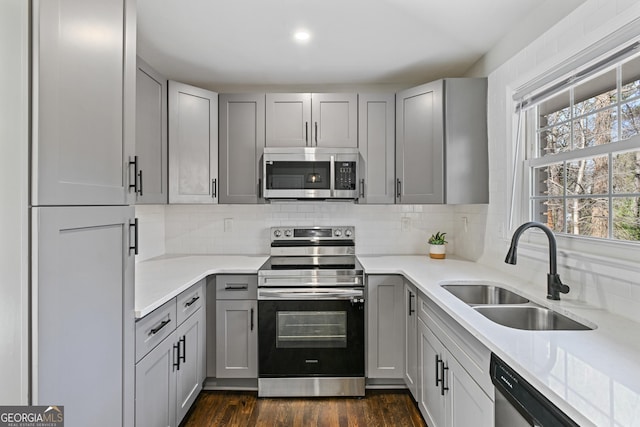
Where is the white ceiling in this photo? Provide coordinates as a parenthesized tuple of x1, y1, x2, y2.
(137, 0, 566, 89)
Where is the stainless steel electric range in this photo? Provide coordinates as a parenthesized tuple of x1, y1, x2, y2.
(257, 226, 365, 397)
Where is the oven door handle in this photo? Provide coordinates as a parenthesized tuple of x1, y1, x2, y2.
(258, 288, 364, 300)
(260, 279, 363, 288)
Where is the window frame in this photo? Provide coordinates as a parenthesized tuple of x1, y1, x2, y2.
(522, 56, 640, 246)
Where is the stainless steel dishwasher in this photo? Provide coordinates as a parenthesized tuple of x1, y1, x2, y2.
(491, 353, 579, 427)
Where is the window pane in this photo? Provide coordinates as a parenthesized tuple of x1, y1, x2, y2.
(573, 107, 617, 149)
(613, 197, 640, 241)
(538, 122, 571, 156)
(613, 150, 640, 194)
(574, 69, 617, 116)
(533, 164, 564, 198)
(621, 55, 640, 101)
(621, 98, 640, 140)
(566, 156, 609, 196)
(566, 198, 609, 238)
(539, 91, 570, 126)
(534, 198, 564, 233)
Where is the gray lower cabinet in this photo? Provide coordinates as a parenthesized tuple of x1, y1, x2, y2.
(33, 206, 135, 427)
(218, 94, 265, 203)
(175, 306, 206, 422)
(168, 81, 219, 203)
(395, 78, 488, 204)
(266, 93, 358, 148)
(31, 0, 135, 206)
(135, 280, 206, 427)
(135, 57, 168, 204)
(416, 293, 493, 427)
(358, 94, 395, 204)
(404, 281, 418, 397)
(215, 275, 258, 378)
(135, 328, 178, 427)
(366, 275, 404, 379)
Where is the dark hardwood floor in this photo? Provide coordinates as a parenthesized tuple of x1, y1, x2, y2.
(181, 390, 427, 427)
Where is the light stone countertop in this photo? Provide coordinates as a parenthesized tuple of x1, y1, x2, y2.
(135, 253, 640, 426)
(134, 255, 268, 318)
(359, 255, 640, 427)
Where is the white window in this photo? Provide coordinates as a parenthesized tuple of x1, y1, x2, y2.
(525, 53, 640, 243)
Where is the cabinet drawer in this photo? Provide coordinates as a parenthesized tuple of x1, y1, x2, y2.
(215, 275, 257, 300)
(177, 279, 205, 325)
(135, 299, 177, 362)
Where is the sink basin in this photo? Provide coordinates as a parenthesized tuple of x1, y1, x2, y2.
(442, 283, 530, 305)
(474, 306, 593, 331)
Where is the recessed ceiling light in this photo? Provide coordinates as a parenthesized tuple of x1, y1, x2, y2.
(293, 30, 311, 43)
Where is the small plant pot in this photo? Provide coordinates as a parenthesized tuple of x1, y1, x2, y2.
(429, 244, 446, 259)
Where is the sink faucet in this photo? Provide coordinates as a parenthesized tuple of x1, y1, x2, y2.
(504, 222, 570, 300)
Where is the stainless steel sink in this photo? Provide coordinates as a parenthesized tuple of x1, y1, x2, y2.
(441, 283, 529, 305)
(474, 306, 593, 331)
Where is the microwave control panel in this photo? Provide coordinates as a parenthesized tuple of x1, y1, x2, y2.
(335, 161, 357, 190)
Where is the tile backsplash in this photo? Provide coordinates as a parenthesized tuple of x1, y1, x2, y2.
(135, 203, 488, 261)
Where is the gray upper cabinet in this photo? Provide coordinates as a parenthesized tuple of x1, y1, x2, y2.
(32, 0, 135, 206)
(265, 93, 311, 147)
(168, 81, 218, 204)
(266, 93, 357, 147)
(312, 93, 358, 147)
(396, 78, 488, 204)
(358, 94, 395, 204)
(219, 93, 265, 204)
(135, 58, 168, 204)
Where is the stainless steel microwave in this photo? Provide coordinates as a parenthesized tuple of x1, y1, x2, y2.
(263, 147, 359, 200)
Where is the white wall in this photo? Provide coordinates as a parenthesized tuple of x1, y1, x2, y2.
(0, 0, 29, 405)
(475, 0, 640, 321)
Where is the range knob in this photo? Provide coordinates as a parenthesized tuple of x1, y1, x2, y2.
(273, 229, 282, 238)
(334, 229, 342, 237)
(284, 229, 293, 237)
(344, 229, 353, 238)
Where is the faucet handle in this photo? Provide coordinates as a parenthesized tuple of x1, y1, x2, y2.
(547, 274, 570, 300)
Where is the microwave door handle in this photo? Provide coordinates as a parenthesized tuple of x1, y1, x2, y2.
(330, 155, 335, 197)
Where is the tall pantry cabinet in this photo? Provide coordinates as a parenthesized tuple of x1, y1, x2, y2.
(30, 1, 136, 426)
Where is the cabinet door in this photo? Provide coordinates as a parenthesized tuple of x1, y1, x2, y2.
(404, 282, 418, 397)
(216, 300, 258, 378)
(168, 81, 218, 203)
(265, 93, 311, 147)
(135, 331, 178, 427)
(175, 307, 206, 424)
(396, 81, 444, 204)
(32, 0, 133, 206)
(446, 352, 494, 427)
(219, 93, 265, 203)
(358, 94, 395, 204)
(33, 206, 135, 427)
(312, 93, 358, 147)
(418, 318, 446, 427)
(136, 57, 168, 204)
(367, 275, 404, 379)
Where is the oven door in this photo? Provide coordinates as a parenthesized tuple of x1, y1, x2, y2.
(258, 288, 365, 378)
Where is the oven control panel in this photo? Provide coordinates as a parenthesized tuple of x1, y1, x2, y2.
(271, 226, 355, 241)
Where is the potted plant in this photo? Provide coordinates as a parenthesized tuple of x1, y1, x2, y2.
(428, 232, 447, 259)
